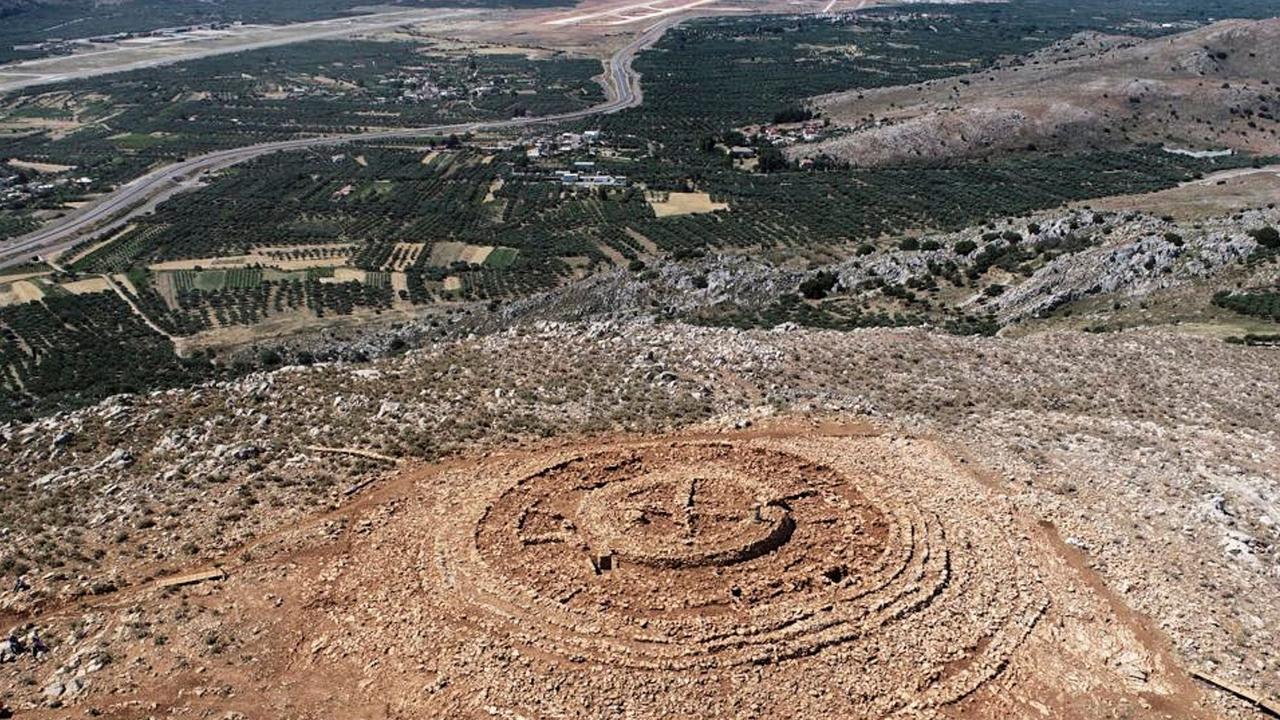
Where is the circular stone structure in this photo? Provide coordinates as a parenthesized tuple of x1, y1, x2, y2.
(321, 434, 1101, 718)
(571, 462, 799, 570)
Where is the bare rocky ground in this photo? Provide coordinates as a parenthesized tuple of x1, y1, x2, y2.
(492, 203, 1280, 333)
(296, 433, 1187, 718)
(794, 19, 1280, 166)
(2, 4, 1277, 717)
(0, 315, 1277, 717)
(1, 159, 1278, 720)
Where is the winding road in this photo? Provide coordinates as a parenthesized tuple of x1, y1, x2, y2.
(0, 16, 679, 269)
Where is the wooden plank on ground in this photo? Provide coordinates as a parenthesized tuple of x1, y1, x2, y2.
(1191, 669, 1280, 718)
(156, 567, 226, 589)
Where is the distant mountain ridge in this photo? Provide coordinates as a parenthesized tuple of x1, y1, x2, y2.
(792, 17, 1280, 166)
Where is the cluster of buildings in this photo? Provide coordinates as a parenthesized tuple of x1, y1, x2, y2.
(525, 130, 603, 160)
(0, 172, 92, 207)
(390, 77, 450, 104)
(259, 65, 480, 105)
(384, 70, 490, 104)
(740, 119, 829, 147)
(500, 130, 631, 187)
(554, 161, 626, 187)
(386, 61, 546, 106)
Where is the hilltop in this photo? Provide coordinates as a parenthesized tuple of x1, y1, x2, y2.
(792, 18, 1280, 166)
(1, 317, 1277, 718)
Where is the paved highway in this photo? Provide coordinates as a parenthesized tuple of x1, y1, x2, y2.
(0, 16, 680, 269)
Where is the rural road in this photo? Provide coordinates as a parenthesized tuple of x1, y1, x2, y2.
(0, 16, 681, 269)
(1184, 163, 1280, 186)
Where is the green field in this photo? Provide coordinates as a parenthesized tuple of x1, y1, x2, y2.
(0, 212, 40, 243)
(485, 247, 520, 269)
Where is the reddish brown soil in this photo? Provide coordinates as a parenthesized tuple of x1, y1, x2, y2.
(2, 421, 1222, 720)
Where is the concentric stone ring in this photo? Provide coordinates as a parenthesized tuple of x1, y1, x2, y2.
(324, 434, 1076, 719)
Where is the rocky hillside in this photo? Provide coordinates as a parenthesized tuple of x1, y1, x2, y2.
(792, 18, 1280, 166)
(1, 198, 1277, 719)
(1, 319, 1277, 717)
(489, 204, 1280, 335)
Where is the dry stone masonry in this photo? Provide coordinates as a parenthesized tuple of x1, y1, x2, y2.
(312, 432, 1190, 718)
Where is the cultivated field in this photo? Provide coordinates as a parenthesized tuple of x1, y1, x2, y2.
(646, 190, 729, 217)
(2, 4, 1279, 717)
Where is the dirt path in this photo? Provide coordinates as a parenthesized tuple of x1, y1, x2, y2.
(101, 273, 175, 341)
(1183, 163, 1280, 187)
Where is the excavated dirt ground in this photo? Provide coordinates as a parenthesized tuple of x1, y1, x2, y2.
(6, 422, 1220, 719)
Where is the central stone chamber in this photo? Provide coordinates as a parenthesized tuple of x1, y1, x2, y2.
(576, 466, 796, 570)
(476, 443, 892, 620)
